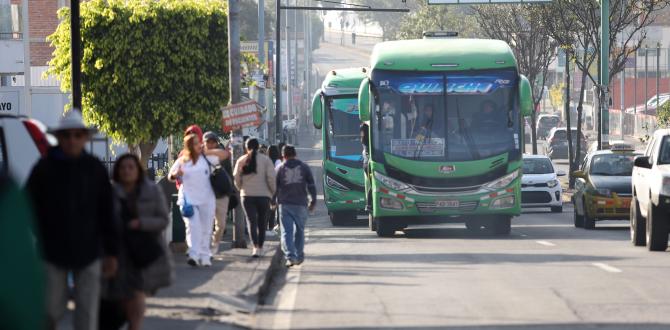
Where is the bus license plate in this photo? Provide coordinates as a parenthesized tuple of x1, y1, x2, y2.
(436, 200, 459, 208)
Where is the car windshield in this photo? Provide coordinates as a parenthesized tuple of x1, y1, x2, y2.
(552, 129, 584, 141)
(590, 153, 638, 176)
(371, 69, 519, 162)
(326, 96, 363, 166)
(523, 157, 554, 174)
(660, 136, 670, 164)
(539, 116, 559, 126)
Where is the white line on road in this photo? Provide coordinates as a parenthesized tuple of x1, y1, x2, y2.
(535, 240, 556, 247)
(592, 262, 623, 273)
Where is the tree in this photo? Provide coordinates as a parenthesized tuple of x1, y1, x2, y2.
(397, 3, 483, 40)
(473, 4, 558, 155)
(541, 0, 668, 187)
(47, 0, 229, 164)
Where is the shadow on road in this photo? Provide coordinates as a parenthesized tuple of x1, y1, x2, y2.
(308, 252, 623, 265)
(255, 323, 670, 330)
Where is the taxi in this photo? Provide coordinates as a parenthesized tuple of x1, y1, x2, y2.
(572, 143, 640, 229)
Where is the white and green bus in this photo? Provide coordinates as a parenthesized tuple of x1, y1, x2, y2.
(358, 38, 533, 236)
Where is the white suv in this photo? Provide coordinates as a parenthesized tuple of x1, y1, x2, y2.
(0, 114, 50, 186)
(630, 129, 670, 251)
(521, 154, 565, 212)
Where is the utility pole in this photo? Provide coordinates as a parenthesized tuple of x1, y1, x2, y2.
(565, 54, 575, 187)
(275, 0, 282, 143)
(286, 2, 292, 128)
(228, 0, 247, 249)
(599, 0, 610, 148)
(258, 0, 265, 126)
(619, 0, 624, 140)
(71, 0, 82, 111)
(656, 43, 661, 112)
(21, 0, 31, 116)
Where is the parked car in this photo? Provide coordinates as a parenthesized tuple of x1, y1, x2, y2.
(536, 114, 561, 140)
(521, 154, 565, 212)
(572, 148, 640, 229)
(545, 127, 588, 160)
(630, 129, 670, 251)
(0, 114, 50, 186)
(625, 93, 670, 116)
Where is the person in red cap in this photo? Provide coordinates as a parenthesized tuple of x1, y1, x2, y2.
(184, 125, 203, 143)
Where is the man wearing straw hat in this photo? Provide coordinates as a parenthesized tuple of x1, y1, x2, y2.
(26, 110, 120, 330)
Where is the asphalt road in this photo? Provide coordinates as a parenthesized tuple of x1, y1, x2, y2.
(252, 42, 670, 330)
(255, 143, 670, 329)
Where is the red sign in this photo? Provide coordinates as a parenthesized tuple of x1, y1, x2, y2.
(221, 100, 262, 132)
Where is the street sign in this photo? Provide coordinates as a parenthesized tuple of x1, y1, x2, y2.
(428, 0, 551, 3)
(221, 100, 263, 133)
(0, 89, 20, 115)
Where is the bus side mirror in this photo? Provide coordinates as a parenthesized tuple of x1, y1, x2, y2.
(519, 75, 532, 117)
(312, 91, 322, 129)
(359, 79, 371, 122)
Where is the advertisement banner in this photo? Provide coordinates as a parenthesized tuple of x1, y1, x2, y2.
(221, 100, 262, 132)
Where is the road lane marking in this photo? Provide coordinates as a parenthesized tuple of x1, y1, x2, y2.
(592, 263, 622, 273)
(535, 240, 556, 247)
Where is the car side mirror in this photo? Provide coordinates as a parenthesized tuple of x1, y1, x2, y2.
(556, 170, 567, 177)
(572, 170, 585, 179)
(634, 156, 651, 169)
(311, 91, 322, 129)
(519, 75, 532, 117)
(358, 79, 371, 122)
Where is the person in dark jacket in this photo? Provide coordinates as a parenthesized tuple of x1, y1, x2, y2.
(26, 110, 120, 330)
(275, 145, 316, 267)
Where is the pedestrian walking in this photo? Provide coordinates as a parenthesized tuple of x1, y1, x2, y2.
(269, 145, 281, 168)
(100, 154, 172, 330)
(26, 110, 120, 330)
(168, 133, 218, 267)
(267, 145, 282, 233)
(234, 138, 277, 257)
(275, 145, 317, 267)
(203, 131, 233, 255)
(275, 142, 286, 171)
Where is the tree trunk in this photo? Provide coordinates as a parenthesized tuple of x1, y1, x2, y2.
(571, 70, 588, 188)
(565, 58, 574, 188)
(139, 142, 157, 170)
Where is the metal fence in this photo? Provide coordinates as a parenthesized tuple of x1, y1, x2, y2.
(323, 29, 381, 54)
(99, 152, 170, 181)
(608, 109, 659, 139)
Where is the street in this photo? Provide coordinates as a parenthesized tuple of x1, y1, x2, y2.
(250, 41, 670, 330)
(254, 144, 670, 330)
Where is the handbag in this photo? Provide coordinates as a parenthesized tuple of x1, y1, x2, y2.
(180, 194, 194, 218)
(142, 232, 174, 295)
(204, 155, 233, 198)
(120, 197, 163, 268)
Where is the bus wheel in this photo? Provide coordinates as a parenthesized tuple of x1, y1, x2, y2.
(466, 219, 485, 232)
(489, 216, 512, 236)
(330, 212, 355, 226)
(368, 214, 378, 231)
(376, 219, 395, 237)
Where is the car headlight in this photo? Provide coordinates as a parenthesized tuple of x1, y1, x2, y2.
(595, 188, 611, 197)
(485, 170, 519, 190)
(661, 177, 670, 196)
(326, 174, 349, 191)
(547, 179, 559, 188)
(374, 171, 410, 192)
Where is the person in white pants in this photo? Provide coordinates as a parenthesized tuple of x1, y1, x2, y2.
(169, 133, 220, 267)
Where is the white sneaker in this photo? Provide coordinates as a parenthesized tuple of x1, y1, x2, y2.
(200, 258, 212, 267)
(252, 247, 259, 258)
(273, 225, 280, 234)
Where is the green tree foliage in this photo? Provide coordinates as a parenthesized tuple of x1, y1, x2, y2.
(658, 99, 670, 128)
(397, 3, 482, 40)
(46, 0, 229, 157)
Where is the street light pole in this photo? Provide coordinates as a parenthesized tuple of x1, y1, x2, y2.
(71, 0, 82, 111)
(258, 0, 265, 122)
(599, 0, 610, 148)
(275, 0, 282, 143)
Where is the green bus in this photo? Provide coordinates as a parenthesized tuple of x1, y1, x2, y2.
(357, 38, 533, 237)
(312, 68, 368, 226)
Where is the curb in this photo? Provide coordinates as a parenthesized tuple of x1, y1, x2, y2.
(256, 244, 285, 306)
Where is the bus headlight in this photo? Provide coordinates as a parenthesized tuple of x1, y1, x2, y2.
(485, 170, 519, 190)
(491, 196, 515, 209)
(326, 174, 349, 191)
(380, 197, 404, 210)
(374, 171, 410, 192)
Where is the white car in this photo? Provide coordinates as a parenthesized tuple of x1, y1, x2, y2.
(521, 154, 566, 212)
(0, 114, 51, 186)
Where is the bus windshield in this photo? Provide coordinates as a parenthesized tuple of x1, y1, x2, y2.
(371, 69, 519, 162)
(326, 96, 363, 166)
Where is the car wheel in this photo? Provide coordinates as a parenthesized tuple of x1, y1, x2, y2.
(551, 206, 563, 213)
(583, 199, 596, 229)
(376, 219, 395, 237)
(646, 203, 669, 251)
(573, 205, 584, 228)
(630, 196, 646, 247)
(368, 213, 377, 231)
(329, 211, 355, 226)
